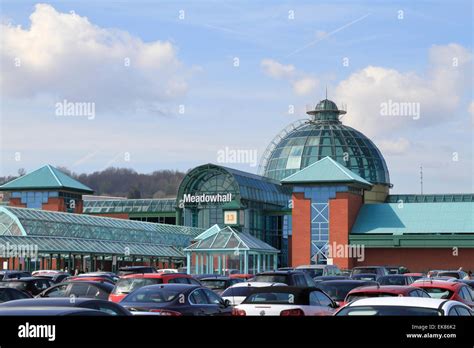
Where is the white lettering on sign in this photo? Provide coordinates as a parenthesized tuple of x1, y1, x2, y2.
(182, 193, 232, 204)
(18, 322, 56, 341)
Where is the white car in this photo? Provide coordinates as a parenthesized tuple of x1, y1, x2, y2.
(335, 297, 473, 316)
(156, 269, 178, 274)
(234, 286, 338, 316)
(221, 282, 287, 306)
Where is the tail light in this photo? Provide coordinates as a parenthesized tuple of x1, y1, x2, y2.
(232, 308, 246, 316)
(280, 308, 305, 316)
(149, 309, 182, 316)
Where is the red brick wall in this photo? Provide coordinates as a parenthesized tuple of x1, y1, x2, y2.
(329, 192, 363, 269)
(354, 248, 474, 272)
(42, 197, 65, 212)
(8, 198, 26, 208)
(291, 192, 312, 267)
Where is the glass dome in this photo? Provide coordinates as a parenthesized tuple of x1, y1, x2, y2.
(262, 99, 390, 185)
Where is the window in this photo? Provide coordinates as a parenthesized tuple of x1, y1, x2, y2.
(448, 308, 458, 316)
(45, 284, 68, 297)
(167, 277, 190, 284)
(0, 290, 12, 301)
(203, 289, 222, 305)
(189, 289, 208, 305)
(459, 287, 473, 301)
(70, 283, 90, 297)
(313, 291, 333, 307)
(293, 275, 306, 287)
(454, 306, 472, 316)
(188, 278, 201, 285)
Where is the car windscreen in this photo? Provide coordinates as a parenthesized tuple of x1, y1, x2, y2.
(113, 278, 162, 294)
(317, 283, 365, 301)
(221, 287, 255, 297)
(422, 288, 454, 299)
(125, 287, 181, 303)
(345, 292, 398, 303)
(243, 292, 298, 304)
(352, 268, 379, 275)
(252, 275, 288, 284)
(378, 277, 406, 286)
(337, 306, 442, 316)
(299, 268, 324, 278)
(200, 279, 227, 290)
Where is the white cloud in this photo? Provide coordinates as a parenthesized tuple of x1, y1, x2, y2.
(469, 101, 474, 125)
(261, 59, 295, 79)
(334, 43, 472, 137)
(292, 77, 318, 96)
(377, 138, 411, 155)
(0, 4, 190, 112)
(261, 58, 318, 96)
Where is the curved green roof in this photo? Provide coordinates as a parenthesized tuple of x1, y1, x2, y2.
(0, 206, 204, 258)
(0, 165, 93, 193)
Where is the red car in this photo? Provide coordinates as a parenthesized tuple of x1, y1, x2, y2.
(108, 273, 201, 303)
(411, 280, 474, 308)
(344, 285, 430, 304)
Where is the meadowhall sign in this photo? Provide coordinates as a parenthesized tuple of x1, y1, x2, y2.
(182, 193, 233, 204)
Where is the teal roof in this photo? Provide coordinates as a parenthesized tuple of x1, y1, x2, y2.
(281, 156, 372, 187)
(387, 194, 474, 203)
(193, 224, 221, 241)
(351, 202, 474, 235)
(84, 198, 176, 214)
(0, 165, 93, 193)
(0, 206, 204, 258)
(184, 226, 279, 253)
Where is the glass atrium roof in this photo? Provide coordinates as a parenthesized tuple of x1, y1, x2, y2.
(83, 198, 176, 214)
(262, 99, 390, 185)
(0, 207, 204, 258)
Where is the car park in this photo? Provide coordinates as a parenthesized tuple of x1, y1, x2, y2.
(233, 286, 338, 316)
(199, 276, 244, 295)
(335, 297, 473, 316)
(109, 272, 200, 302)
(0, 287, 33, 303)
(37, 281, 114, 300)
(117, 266, 157, 276)
(250, 271, 316, 287)
(120, 284, 232, 316)
(0, 297, 131, 316)
(0, 307, 111, 316)
(351, 266, 388, 278)
(1, 277, 53, 296)
(221, 282, 287, 306)
(344, 285, 431, 303)
(295, 264, 341, 278)
(314, 280, 378, 306)
(377, 275, 415, 286)
(410, 280, 474, 308)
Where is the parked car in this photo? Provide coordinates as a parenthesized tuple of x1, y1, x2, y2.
(410, 280, 474, 308)
(221, 282, 287, 306)
(120, 284, 232, 316)
(377, 275, 415, 286)
(313, 276, 349, 283)
(0, 287, 33, 303)
(344, 285, 431, 303)
(384, 266, 406, 274)
(295, 264, 341, 278)
(1, 277, 53, 296)
(0, 270, 31, 280)
(335, 297, 473, 316)
(65, 273, 116, 284)
(0, 307, 111, 316)
(448, 279, 474, 290)
(314, 280, 378, 306)
(117, 266, 157, 276)
(436, 270, 468, 279)
(199, 276, 244, 295)
(0, 298, 131, 316)
(156, 269, 178, 274)
(233, 286, 338, 316)
(229, 274, 254, 280)
(351, 273, 378, 281)
(32, 270, 70, 283)
(250, 271, 316, 287)
(350, 266, 388, 278)
(37, 281, 114, 300)
(109, 272, 200, 303)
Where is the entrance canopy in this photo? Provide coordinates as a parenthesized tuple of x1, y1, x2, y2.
(183, 225, 279, 275)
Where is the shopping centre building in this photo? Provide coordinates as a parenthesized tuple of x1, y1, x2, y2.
(1, 98, 473, 272)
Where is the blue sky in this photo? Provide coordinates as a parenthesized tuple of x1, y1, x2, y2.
(0, 0, 472, 194)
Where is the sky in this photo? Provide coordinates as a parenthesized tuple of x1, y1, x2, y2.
(0, 0, 472, 194)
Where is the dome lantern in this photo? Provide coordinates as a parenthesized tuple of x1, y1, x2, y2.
(306, 99, 346, 123)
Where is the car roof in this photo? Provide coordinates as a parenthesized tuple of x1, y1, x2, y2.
(318, 280, 377, 285)
(347, 297, 449, 308)
(200, 276, 231, 281)
(352, 266, 386, 269)
(122, 272, 189, 279)
(230, 282, 287, 288)
(0, 306, 107, 315)
(1, 277, 41, 282)
(0, 297, 107, 307)
(412, 281, 462, 289)
(256, 271, 302, 275)
(129, 283, 199, 292)
(60, 281, 114, 290)
(296, 265, 326, 269)
(247, 286, 320, 294)
(348, 285, 414, 294)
